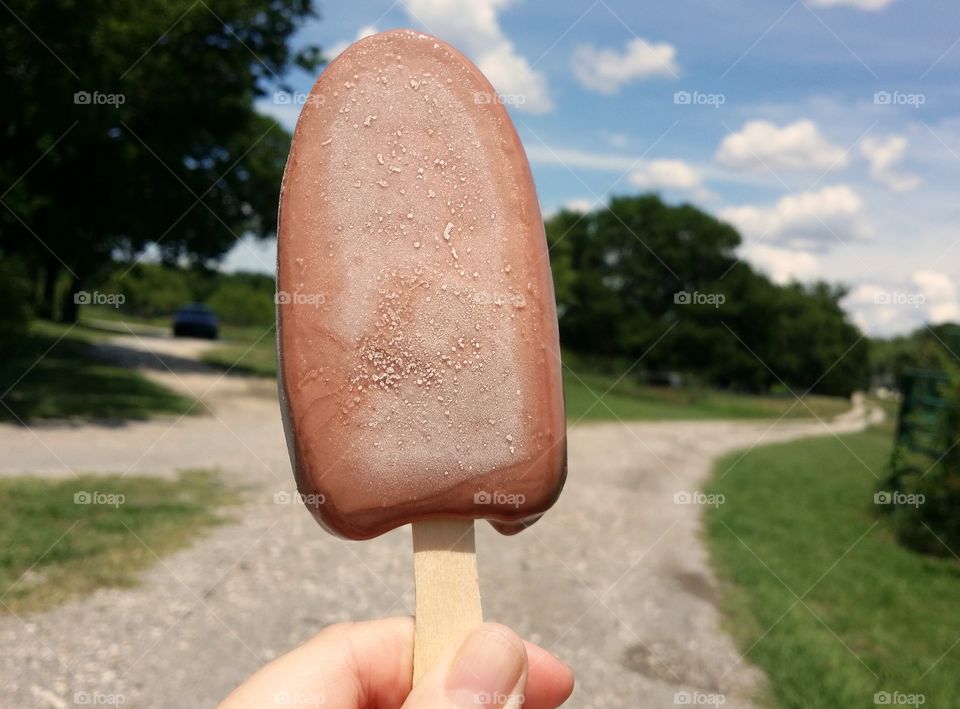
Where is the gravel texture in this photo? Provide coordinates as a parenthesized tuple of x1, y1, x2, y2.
(0, 334, 880, 708)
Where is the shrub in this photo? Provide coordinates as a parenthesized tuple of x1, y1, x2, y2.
(884, 374, 960, 557)
(0, 256, 33, 345)
(886, 455, 960, 557)
(206, 279, 274, 327)
(102, 263, 191, 317)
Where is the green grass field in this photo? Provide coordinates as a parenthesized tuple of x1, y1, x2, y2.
(198, 331, 852, 422)
(867, 394, 900, 421)
(201, 330, 277, 377)
(564, 371, 851, 421)
(0, 321, 195, 422)
(0, 470, 233, 614)
(706, 425, 960, 709)
(77, 308, 853, 422)
(82, 304, 273, 342)
(80, 306, 278, 377)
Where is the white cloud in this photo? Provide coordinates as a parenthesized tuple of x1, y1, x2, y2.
(572, 38, 680, 93)
(523, 143, 776, 192)
(404, 0, 552, 113)
(526, 148, 714, 200)
(561, 198, 599, 214)
(476, 43, 552, 113)
(524, 144, 639, 172)
(606, 132, 629, 149)
(630, 160, 701, 190)
(807, 0, 895, 10)
(860, 135, 921, 192)
(256, 25, 380, 132)
(913, 270, 960, 324)
(629, 159, 714, 201)
(255, 99, 300, 132)
(221, 235, 276, 275)
(742, 244, 820, 284)
(720, 185, 869, 250)
(541, 197, 603, 219)
(716, 119, 848, 173)
(843, 270, 958, 336)
(843, 284, 911, 335)
(325, 25, 378, 60)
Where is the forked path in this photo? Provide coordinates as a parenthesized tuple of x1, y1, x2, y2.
(0, 335, 880, 708)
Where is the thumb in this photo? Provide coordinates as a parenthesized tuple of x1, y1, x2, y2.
(402, 623, 528, 709)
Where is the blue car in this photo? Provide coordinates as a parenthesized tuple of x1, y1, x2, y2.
(172, 303, 219, 339)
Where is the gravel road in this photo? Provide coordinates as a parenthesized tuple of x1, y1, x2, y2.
(0, 334, 880, 708)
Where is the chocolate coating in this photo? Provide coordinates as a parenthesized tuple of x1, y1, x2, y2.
(277, 29, 566, 540)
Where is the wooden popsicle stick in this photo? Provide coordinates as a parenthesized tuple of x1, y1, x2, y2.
(411, 519, 483, 683)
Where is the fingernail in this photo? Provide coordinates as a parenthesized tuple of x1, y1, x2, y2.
(444, 627, 526, 708)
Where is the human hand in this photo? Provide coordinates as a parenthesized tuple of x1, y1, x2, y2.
(220, 616, 575, 708)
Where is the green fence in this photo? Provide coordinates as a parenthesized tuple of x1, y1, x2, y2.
(895, 369, 953, 458)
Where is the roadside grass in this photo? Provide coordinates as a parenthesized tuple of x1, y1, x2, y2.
(201, 331, 277, 377)
(80, 306, 278, 377)
(0, 469, 234, 615)
(705, 424, 960, 709)
(90, 309, 851, 422)
(80, 305, 192, 334)
(81, 304, 273, 342)
(867, 394, 900, 421)
(195, 330, 851, 421)
(0, 321, 195, 422)
(564, 372, 851, 422)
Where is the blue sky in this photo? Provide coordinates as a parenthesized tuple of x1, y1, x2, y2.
(224, 0, 960, 336)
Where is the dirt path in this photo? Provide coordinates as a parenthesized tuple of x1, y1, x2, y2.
(0, 335, 880, 708)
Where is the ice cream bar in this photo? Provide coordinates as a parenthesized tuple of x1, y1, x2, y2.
(277, 29, 566, 541)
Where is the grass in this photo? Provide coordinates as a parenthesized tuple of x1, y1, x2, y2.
(81, 305, 170, 330)
(705, 424, 960, 709)
(564, 371, 851, 422)
(196, 332, 852, 422)
(867, 394, 900, 421)
(82, 309, 852, 422)
(0, 469, 234, 614)
(201, 331, 277, 377)
(82, 305, 273, 341)
(0, 321, 195, 422)
(80, 306, 279, 377)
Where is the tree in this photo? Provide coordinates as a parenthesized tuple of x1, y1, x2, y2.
(0, 0, 320, 321)
(545, 194, 870, 396)
(775, 282, 869, 396)
(207, 273, 276, 326)
(870, 324, 960, 386)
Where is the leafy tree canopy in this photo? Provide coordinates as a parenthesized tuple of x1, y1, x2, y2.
(545, 195, 869, 396)
(0, 0, 320, 321)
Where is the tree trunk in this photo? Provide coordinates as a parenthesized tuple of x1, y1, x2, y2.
(59, 272, 81, 323)
(38, 259, 59, 320)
